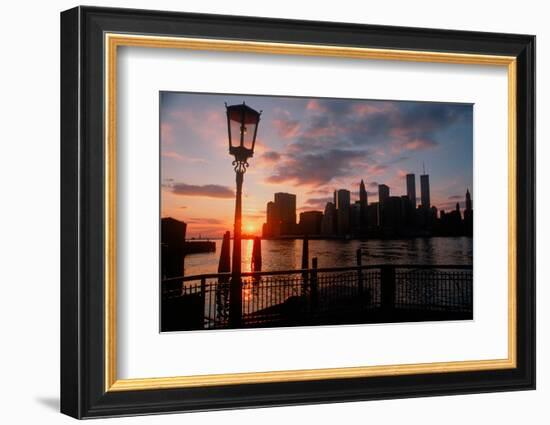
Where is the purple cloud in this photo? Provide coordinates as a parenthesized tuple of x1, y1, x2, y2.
(304, 196, 334, 209)
(169, 182, 234, 199)
(265, 149, 370, 186)
(263, 99, 470, 186)
(261, 151, 281, 162)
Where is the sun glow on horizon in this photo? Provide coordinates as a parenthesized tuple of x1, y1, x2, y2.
(244, 223, 259, 235)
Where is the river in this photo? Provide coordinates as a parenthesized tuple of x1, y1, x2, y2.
(183, 237, 472, 277)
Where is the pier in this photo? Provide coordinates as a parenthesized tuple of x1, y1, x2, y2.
(184, 240, 216, 254)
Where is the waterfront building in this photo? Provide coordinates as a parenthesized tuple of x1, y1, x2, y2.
(161, 217, 187, 278)
(359, 179, 368, 231)
(378, 184, 390, 204)
(406, 173, 416, 207)
(400, 195, 415, 227)
(334, 189, 351, 235)
(274, 192, 297, 234)
(351, 201, 361, 234)
(464, 188, 473, 236)
(263, 192, 297, 237)
(380, 196, 403, 232)
(420, 174, 430, 209)
(263, 201, 280, 237)
(464, 189, 473, 217)
(298, 211, 323, 235)
(367, 202, 379, 229)
(321, 202, 336, 236)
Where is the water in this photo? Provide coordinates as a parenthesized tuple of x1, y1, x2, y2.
(183, 237, 472, 277)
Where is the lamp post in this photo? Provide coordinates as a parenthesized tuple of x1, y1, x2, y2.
(225, 102, 262, 327)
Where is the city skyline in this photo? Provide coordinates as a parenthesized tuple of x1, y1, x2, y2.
(161, 92, 473, 238)
(261, 175, 473, 239)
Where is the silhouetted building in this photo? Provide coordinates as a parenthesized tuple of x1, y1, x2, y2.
(465, 189, 472, 212)
(406, 173, 416, 208)
(321, 202, 336, 236)
(161, 217, 187, 278)
(438, 203, 462, 236)
(263, 201, 280, 237)
(463, 188, 473, 236)
(263, 192, 297, 237)
(420, 174, 430, 209)
(351, 201, 361, 233)
(368, 202, 379, 230)
(334, 189, 351, 235)
(260, 174, 471, 239)
(275, 192, 297, 234)
(380, 196, 402, 234)
(359, 179, 368, 232)
(430, 206, 438, 224)
(334, 189, 351, 210)
(400, 195, 415, 228)
(299, 211, 323, 235)
(378, 184, 390, 204)
(359, 179, 369, 234)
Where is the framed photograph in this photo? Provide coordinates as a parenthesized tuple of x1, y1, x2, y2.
(60, 6, 535, 419)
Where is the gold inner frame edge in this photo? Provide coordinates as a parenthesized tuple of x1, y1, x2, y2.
(104, 33, 518, 392)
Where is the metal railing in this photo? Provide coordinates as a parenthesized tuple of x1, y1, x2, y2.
(161, 264, 472, 331)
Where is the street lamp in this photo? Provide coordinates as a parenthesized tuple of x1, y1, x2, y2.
(225, 102, 262, 327)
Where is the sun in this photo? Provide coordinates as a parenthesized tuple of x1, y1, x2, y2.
(244, 224, 256, 234)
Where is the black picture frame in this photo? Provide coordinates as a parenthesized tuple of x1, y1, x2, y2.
(61, 6, 535, 419)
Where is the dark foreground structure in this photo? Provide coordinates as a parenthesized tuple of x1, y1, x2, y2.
(161, 263, 472, 332)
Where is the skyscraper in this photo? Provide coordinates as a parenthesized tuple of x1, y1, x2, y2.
(274, 192, 296, 224)
(406, 173, 416, 207)
(465, 188, 472, 212)
(359, 179, 368, 231)
(321, 202, 336, 236)
(359, 180, 368, 205)
(263, 193, 297, 237)
(378, 184, 390, 204)
(420, 174, 430, 209)
(334, 189, 351, 210)
(463, 188, 473, 236)
(298, 211, 323, 235)
(334, 189, 351, 235)
(263, 201, 280, 237)
(351, 201, 361, 233)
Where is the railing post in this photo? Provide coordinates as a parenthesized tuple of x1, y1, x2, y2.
(381, 265, 396, 313)
(229, 274, 242, 328)
(301, 236, 309, 296)
(200, 277, 206, 326)
(310, 257, 318, 312)
(356, 248, 363, 296)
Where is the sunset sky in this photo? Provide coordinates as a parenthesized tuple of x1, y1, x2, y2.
(161, 92, 473, 238)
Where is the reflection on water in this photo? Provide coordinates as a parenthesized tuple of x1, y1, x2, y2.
(183, 237, 472, 277)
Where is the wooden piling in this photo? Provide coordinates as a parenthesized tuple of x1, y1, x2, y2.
(218, 231, 231, 274)
(251, 236, 262, 272)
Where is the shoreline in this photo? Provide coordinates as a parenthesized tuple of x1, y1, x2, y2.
(188, 235, 474, 242)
